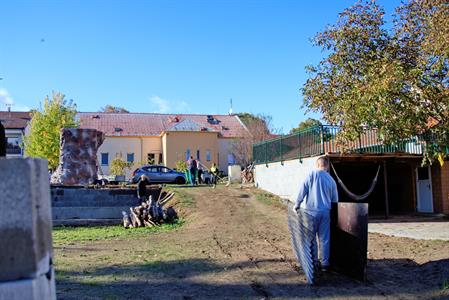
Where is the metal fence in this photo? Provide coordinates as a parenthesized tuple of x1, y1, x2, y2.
(253, 125, 433, 165)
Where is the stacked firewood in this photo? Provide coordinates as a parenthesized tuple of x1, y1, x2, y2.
(241, 163, 255, 184)
(122, 190, 178, 228)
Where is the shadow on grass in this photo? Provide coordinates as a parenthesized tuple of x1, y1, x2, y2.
(56, 257, 449, 299)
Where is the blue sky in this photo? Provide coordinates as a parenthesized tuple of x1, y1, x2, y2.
(0, 0, 399, 133)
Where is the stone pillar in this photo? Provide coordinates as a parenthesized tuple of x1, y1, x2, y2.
(0, 158, 56, 300)
(51, 128, 105, 185)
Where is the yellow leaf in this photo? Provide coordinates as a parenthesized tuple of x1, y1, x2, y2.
(438, 153, 444, 166)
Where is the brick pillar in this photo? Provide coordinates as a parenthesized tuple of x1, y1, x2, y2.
(0, 158, 56, 300)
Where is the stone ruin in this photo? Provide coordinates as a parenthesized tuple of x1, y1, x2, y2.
(51, 128, 104, 185)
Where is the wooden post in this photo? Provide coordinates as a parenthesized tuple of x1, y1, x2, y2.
(410, 163, 417, 212)
(383, 160, 389, 219)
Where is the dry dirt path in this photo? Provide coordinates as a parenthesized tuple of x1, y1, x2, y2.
(55, 186, 449, 300)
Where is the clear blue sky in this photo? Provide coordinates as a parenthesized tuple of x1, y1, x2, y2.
(0, 0, 399, 133)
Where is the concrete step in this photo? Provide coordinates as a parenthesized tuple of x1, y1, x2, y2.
(53, 219, 121, 226)
(51, 197, 140, 207)
(52, 206, 130, 220)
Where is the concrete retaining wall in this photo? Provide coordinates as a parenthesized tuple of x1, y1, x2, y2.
(51, 187, 161, 225)
(254, 157, 318, 201)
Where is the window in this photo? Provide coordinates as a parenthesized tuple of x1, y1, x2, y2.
(417, 167, 429, 180)
(101, 153, 109, 165)
(147, 153, 155, 164)
(159, 153, 163, 165)
(227, 153, 235, 165)
(186, 149, 191, 160)
(206, 150, 211, 162)
(127, 153, 134, 163)
(160, 167, 170, 173)
(144, 166, 158, 173)
(6, 137, 21, 155)
(197, 150, 200, 160)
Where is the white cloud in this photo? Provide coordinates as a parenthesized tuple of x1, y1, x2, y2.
(150, 96, 170, 113)
(0, 88, 30, 111)
(177, 100, 189, 112)
(149, 96, 190, 114)
(11, 103, 31, 111)
(0, 88, 14, 105)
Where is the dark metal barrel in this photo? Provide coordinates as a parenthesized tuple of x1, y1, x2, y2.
(330, 202, 369, 281)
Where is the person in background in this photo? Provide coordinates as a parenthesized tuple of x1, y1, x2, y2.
(137, 175, 150, 203)
(210, 163, 219, 188)
(188, 156, 197, 186)
(294, 156, 338, 273)
(197, 161, 204, 184)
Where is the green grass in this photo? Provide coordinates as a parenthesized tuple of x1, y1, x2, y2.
(53, 220, 184, 246)
(165, 187, 195, 207)
(443, 279, 449, 290)
(255, 191, 285, 208)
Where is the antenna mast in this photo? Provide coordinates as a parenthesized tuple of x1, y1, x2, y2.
(229, 98, 233, 115)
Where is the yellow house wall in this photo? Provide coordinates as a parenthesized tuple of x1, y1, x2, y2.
(162, 131, 218, 170)
(142, 137, 163, 164)
(97, 133, 238, 177)
(162, 134, 168, 167)
(97, 136, 162, 177)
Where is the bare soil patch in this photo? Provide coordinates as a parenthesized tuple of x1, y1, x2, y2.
(55, 185, 449, 299)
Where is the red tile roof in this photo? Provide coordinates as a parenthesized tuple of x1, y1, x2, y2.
(0, 111, 31, 129)
(78, 112, 247, 138)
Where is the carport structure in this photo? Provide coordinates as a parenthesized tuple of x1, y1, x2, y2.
(253, 125, 449, 216)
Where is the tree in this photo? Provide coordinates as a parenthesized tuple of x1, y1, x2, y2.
(232, 113, 278, 166)
(24, 92, 78, 170)
(302, 0, 448, 163)
(100, 105, 129, 113)
(109, 157, 132, 176)
(290, 118, 322, 134)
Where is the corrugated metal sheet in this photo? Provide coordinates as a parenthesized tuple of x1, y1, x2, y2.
(288, 204, 317, 284)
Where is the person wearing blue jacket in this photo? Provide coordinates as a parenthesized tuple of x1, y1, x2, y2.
(295, 156, 339, 272)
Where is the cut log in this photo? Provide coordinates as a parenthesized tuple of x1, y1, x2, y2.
(122, 211, 131, 228)
(143, 220, 154, 227)
(130, 207, 142, 227)
(147, 219, 157, 226)
(159, 192, 175, 206)
(127, 187, 179, 229)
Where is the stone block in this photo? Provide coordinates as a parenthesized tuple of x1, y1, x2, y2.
(0, 158, 53, 282)
(228, 165, 242, 183)
(0, 271, 56, 300)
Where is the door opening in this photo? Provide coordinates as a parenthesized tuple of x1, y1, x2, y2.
(416, 166, 433, 213)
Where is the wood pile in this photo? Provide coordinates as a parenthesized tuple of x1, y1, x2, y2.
(122, 190, 178, 228)
(241, 163, 255, 184)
